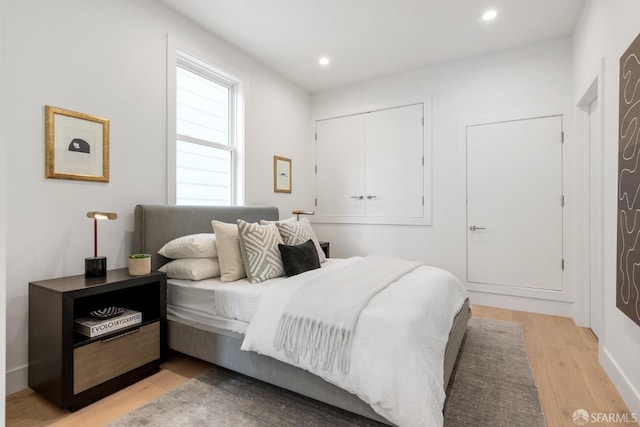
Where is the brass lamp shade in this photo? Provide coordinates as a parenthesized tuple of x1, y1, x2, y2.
(86, 211, 118, 220)
(292, 210, 314, 221)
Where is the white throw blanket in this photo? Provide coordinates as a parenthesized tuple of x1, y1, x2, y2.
(274, 256, 421, 374)
(242, 257, 468, 427)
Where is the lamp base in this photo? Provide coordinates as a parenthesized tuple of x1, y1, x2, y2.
(85, 256, 107, 278)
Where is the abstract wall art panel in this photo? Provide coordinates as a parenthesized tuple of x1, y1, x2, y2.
(617, 32, 640, 328)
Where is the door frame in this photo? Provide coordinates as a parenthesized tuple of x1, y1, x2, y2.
(459, 107, 574, 317)
(575, 58, 606, 330)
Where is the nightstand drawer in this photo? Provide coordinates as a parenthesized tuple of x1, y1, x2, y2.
(73, 322, 160, 394)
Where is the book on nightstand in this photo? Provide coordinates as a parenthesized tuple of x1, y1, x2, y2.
(74, 308, 142, 338)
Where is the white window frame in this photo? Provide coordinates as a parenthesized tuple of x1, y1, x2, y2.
(167, 37, 245, 205)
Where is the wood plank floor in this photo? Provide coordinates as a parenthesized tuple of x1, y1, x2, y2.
(6, 305, 633, 426)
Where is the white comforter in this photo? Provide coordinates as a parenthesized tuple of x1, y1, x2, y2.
(241, 257, 468, 427)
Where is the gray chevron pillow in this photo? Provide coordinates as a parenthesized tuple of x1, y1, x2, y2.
(276, 218, 327, 263)
(237, 219, 285, 283)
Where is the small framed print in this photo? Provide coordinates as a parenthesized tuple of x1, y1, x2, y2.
(45, 105, 110, 182)
(274, 155, 292, 193)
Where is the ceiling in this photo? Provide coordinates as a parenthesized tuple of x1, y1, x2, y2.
(158, 0, 586, 93)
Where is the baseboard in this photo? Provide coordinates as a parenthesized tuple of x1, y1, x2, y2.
(467, 290, 573, 318)
(6, 364, 27, 395)
(600, 347, 640, 416)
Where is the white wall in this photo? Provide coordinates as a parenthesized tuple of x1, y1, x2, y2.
(0, 0, 7, 420)
(4, 0, 311, 394)
(573, 0, 640, 415)
(311, 38, 576, 315)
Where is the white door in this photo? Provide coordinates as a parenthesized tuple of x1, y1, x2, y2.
(589, 98, 603, 338)
(467, 116, 563, 290)
(365, 104, 424, 218)
(316, 114, 365, 217)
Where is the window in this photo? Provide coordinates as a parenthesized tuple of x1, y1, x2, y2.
(173, 51, 243, 205)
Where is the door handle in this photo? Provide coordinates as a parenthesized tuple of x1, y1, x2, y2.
(366, 195, 378, 199)
(469, 225, 486, 231)
(350, 195, 364, 200)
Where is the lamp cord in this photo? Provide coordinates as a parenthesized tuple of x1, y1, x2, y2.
(94, 218, 98, 258)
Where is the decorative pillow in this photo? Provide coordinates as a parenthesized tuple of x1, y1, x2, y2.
(158, 233, 218, 258)
(237, 219, 285, 283)
(211, 221, 246, 282)
(278, 239, 321, 277)
(158, 258, 220, 281)
(276, 218, 327, 263)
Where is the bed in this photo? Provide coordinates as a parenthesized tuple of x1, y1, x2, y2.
(133, 204, 470, 426)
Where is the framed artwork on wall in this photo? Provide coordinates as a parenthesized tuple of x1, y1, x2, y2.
(616, 32, 640, 328)
(45, 105, 110, 182)
(273, 155, 292, 193)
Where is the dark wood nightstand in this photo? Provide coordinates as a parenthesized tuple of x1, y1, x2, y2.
(319, 241, 330, 258)
(28, 269, 166, 411)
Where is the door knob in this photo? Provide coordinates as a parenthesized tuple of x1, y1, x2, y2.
(469, 225, 486, 231)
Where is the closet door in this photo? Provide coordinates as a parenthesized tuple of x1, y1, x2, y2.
(316, 114, 365, 217)
(365, 104, 424, 217)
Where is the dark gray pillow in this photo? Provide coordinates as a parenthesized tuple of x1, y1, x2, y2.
(278, 239, 321, 277)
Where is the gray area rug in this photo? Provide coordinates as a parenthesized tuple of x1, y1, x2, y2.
(443, 318, 546, 427)
(110, 318, 545, 427)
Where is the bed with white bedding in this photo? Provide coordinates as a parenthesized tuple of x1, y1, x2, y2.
(167, 277, 263, 332)
(167, 258, 347, 333)
(134, 204, 471, 426)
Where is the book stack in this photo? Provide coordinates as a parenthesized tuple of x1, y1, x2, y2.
(74, 308, 142, 338)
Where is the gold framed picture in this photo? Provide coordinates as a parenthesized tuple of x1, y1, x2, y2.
(273, 155, 292, 193)
(45, 105, 110, 182)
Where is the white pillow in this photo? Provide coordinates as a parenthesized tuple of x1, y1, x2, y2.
(211, 220, 246, 282)
(237, 219, 284, 283)
(276, 218, 327, 263)
(158, 233, 218, 259)
(158, 258, 220, 280)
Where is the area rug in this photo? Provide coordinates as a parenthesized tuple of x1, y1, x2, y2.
(443, 318, 546, 427)
(109, 318, 545, 427)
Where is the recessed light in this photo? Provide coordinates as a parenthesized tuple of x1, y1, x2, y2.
(482, 10, 497, 21)
(318, 57, 330, 66)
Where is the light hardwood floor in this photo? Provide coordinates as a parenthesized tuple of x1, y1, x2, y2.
(6, 306, 633, 427)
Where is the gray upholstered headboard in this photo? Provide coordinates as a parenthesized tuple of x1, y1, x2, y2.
(133, 204, 279, 270)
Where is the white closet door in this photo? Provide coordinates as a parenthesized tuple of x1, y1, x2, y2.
(365, 104, 424, 217)
(316, 114, 365, 217)
(467, 116, 563, 291)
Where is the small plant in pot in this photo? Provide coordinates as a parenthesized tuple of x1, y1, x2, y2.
(128, 253, 151, 276)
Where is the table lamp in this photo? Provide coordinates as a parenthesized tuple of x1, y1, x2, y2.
(292, 210, 315, 221)
(85, 211, 117, 277)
